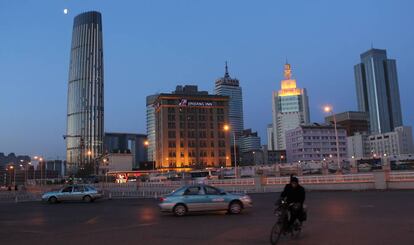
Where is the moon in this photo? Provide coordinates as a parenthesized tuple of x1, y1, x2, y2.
(63, 8, 69, 15)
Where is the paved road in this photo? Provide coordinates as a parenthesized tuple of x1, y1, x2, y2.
(0, 191, 413, 245)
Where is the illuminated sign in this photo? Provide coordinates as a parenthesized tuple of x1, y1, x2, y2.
(179, 99, 213, 107)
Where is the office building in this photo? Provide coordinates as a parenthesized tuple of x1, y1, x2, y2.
(271, 63, 310, 150)
(262, 147, 287, 165)
(215, 62, 244, 144)
(368, 126, 414, 156)
(154, 85, 231, 169)
(241, 150, 264, 165)
(347, 132, 370, 159)
(239, 129, 262, 153)
(285, 124, 347, 163)
(66, 11, 104, 174)
(104, 132, 148, 169)
(354, 48, 403, 134)
(325, 111, 369, 136)
(45, 160, 66, 177)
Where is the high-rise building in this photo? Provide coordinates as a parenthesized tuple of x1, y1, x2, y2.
(271, 63, 310, 150)
(215, 62, 244, 144)
(325, 111, 369, 136)
(146, 94, 158, 163)
(154, 85, 231, 169)
(354, 48, 403, 134)
(66, 11, 104, 174)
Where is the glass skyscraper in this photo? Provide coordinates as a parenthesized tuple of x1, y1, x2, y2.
(66, 11, 104, 174)
(354, 48, 403, 134)
(270, 63, 310, 150)
(146, 94, 159, 163)
(214, 62, 244, 144)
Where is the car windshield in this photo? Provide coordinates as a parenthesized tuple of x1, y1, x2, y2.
(171, 186, 187, 195)
(86, 186, 96, 191)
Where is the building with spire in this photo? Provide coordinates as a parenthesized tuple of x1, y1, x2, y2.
(214, 62, 245, 145)
(269, 63, 310, 150)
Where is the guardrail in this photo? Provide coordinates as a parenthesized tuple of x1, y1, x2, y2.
(207, 178, 255, 186)
(387, 171, 414, 182)
(266, 174, 375, 185)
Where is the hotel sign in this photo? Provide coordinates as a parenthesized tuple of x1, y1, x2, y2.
(179, 99, 213, 107)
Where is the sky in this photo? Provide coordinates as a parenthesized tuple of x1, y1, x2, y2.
(1, 0, 414, 160)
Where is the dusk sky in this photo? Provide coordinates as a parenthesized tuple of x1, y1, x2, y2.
(1, 0, 413, 159)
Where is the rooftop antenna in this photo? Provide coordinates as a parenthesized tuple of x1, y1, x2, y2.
(224, 61, 229, 77)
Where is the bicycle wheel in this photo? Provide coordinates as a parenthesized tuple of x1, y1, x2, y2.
(270, 222, 283, 245)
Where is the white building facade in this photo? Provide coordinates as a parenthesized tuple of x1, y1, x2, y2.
(285, 124, 347, 163)
(368, 126, 414, 156)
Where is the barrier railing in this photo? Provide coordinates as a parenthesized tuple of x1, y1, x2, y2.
(266, 174, 374, 185)
(207, 178, 255, 186)
(387, 171, 414, 182)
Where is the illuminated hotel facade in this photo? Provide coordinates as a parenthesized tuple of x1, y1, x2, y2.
(270, 63, 310, 150)
(154, 85, 231, 169)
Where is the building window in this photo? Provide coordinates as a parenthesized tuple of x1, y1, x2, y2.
(168, 131, 176, 139)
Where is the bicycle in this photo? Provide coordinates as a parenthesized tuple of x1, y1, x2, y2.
(269, 199, 303, 245)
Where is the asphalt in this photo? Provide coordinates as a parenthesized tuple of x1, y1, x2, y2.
(0, 191, 413, 245)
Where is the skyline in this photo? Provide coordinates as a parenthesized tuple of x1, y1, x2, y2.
(1, 0, 414, 159)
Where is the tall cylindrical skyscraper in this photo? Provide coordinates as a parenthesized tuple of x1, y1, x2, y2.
(66, 11, 104, 175)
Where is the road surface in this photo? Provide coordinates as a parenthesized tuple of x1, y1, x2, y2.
(0, 191, 413, 245)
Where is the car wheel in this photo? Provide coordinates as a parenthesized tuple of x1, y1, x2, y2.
(229, 201, 242, 214)
(83, 195, 92, 203)
(173, 204, 187, 217)
(48, 196, 57, 204)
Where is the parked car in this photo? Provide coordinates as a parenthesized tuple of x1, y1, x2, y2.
(159, 184, 252, 216)
(42, 185, 103, 204)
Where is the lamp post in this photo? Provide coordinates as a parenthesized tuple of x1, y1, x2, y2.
(224, 124, 237, 178)
(7, 165, 15, 187)
(323, 105, 341, 173)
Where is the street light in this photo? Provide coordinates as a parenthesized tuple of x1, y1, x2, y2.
(7, 165, 15, 187)
(323, 105, 341, 173)
(223, 124, 237, 178)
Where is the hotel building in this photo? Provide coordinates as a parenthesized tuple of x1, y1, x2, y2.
(154, 85, 231, 169)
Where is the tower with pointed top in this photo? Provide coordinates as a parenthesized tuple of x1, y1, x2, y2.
(269, 63, 310, 150)
(215, 62, 245, 146)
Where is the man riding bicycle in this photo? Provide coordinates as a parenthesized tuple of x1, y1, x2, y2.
(278, 175, 306, 230)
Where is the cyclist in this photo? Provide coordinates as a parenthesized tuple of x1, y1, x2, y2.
(278, 175, 306, 230)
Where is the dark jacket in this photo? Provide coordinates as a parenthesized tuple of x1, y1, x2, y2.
(280, 184, 305, 204)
